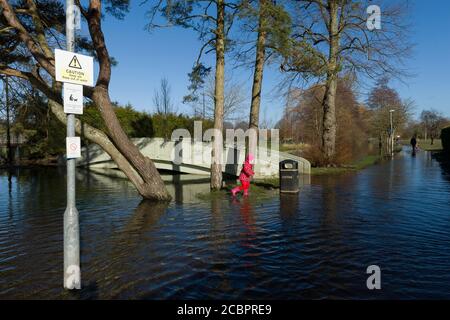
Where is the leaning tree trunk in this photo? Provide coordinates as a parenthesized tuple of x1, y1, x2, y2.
(211, 0, 226, 190)
(92, 87, 170, 200)
(48, 98, 169, 201)
(87, 0, 170, 200)
(321, 1, 340, 164)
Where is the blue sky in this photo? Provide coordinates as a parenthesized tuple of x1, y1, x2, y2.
(94, 0, 449, 123)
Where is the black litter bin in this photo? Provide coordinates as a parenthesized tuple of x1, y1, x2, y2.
(279, 159, 299, 193)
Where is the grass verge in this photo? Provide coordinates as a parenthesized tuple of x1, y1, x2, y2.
(400, 139, 443, 152)
(196, 154, 381, 198)
(418, 139, 443, 151)
(311, 155, 381, 176)
(195, 182, 278, 201)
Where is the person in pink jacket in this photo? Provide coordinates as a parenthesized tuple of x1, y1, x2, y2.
(231, 153, 255, 197)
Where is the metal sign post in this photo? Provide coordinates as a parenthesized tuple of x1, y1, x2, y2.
(63, 0, 80, 290)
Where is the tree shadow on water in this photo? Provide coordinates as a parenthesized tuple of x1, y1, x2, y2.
(433, 152, 450, 183)
(74, 201, 169, 300)
(439, 159, 450, 183)
(122, 199, 170, 235)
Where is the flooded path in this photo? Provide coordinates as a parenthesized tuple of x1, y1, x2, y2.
(1, 150, 449, 299)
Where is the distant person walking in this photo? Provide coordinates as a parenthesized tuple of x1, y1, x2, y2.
(410, 135, 418, 155)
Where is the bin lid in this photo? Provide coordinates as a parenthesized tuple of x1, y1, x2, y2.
(280, 159, 298, 169)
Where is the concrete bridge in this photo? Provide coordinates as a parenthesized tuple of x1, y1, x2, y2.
(0, 134, 26, 146)
(0, 133, 26, 161)
(76, 138, 311, 178)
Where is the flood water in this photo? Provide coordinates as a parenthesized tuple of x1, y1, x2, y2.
(1, 150, 450, 299)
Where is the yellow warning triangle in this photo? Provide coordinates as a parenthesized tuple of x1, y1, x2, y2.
(68, 55, 82, 69)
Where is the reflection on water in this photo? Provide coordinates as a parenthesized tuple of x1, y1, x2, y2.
(437, 155, 450, 183)
(1, 151, 450, 299)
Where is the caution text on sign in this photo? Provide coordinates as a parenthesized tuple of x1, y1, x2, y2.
(55, 49, 94, 87)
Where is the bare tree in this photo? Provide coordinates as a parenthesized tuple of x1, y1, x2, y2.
(190, 75, 247, 122)
(279, 78, 371, 165)
(420, 109, 448, 145)
(153, 77, 176, 140)
(153, 77, 175, 115)
(260, 105, 275, 129)
(368, 79, 413, 156)
(281, 0, 412, 164)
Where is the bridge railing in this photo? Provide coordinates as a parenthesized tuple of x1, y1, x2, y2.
(76, 137, 311, 177)
(0, 134, 27, 145)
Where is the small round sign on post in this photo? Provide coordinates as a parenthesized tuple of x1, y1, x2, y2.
(66, 137, 81, 159)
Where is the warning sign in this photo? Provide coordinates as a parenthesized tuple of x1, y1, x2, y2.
(66, 137, 81, 159)
(68, 56, 82, 69)
(64, 83, 83, 114)
(55, 49, 94, 87)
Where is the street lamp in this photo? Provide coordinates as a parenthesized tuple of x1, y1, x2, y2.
(389, 109, 395, 157)
(1, 75, 12, 166)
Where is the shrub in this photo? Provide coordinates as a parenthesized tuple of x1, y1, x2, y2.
(441, 127, 450, 154)
(80, 103, 216, 140)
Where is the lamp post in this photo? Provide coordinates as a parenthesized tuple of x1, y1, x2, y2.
(2, 76, 13, 166)
(63, 0, 81, 290)
(389, 109, 395, 157)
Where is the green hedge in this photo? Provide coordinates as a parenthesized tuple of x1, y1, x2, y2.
(442, 127, 450, 153)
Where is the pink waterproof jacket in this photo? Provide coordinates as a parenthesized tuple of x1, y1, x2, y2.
(239, 155, 255, 182)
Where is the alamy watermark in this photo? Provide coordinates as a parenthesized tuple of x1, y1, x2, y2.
(65, 264, 81, 289)
(367, 5, 382, 30)
(170, 121, 279, 166)
(366, 265, 381, 290)
(66, 4, 81, 31)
